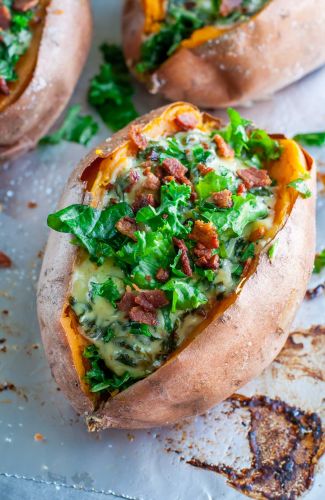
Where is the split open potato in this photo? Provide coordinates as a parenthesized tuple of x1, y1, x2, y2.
(0, 0, 92, 160)
(37, 101, 316, 430)
(122, 0, 325, 108)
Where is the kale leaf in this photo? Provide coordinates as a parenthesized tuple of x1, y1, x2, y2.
(293, 132, 325, 147)
(162, 279, 208, 313)
(89, 278, 121, 308)
(313, 250, 325, 274)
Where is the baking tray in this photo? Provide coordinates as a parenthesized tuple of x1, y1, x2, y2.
(0, 1, 324, 499)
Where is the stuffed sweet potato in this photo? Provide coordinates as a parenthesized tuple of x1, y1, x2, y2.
(0, 0, 92, 160)
(37, 102, 316, 430)
(122, 0, 325, 108)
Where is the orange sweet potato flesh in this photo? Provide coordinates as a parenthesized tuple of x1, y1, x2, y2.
(37, 102, 316, 429)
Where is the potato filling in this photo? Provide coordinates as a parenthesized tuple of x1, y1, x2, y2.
(0, 0, 42, 95)
(45, 107, 314, 396)
(136, 0, 269, 74)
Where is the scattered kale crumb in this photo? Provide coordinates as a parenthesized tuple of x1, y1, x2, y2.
(88, 43, 138, 131)
(313, 250, 325, 274)
(40, 105, 99, 146)
(268, 240, 279, 261)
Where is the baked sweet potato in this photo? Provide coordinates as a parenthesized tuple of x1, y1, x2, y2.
(122, 0, 325, 108)
(37, 102, 316, 430)
(0, 0, 92, 160)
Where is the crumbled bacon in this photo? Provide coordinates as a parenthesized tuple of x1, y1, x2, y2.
(214, 134, 235, 158)
(125, 169, 140, 192)
(13, 0, 39, 12)
(129, 124, 148, 151)
(135, 290, 169, 312)
(156, 267, 169, 283)
(197, 163, 214, 176)
(237, 183, 246, 196)
(115, 217, 139, 241)
(173, 238, 193, 277)
(0, 5, 11, 30)
(212, 189, 233, 208)
(189, 220, 219, 249)
(0, 251, 12, 268)
(193, 243, 219, 270)
(142, 172, 161, 191)
(220, 0, 243, 17)
(237, 168, 272, 189)
(0, 77, 10, 96)
(162, 157, 188, 183)
(132, 193, 156, 213)
(117, 291, 137, 313)
(174, 112, 198, 131)
(129, 306, 157, 326)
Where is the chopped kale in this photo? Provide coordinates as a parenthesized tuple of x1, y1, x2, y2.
(313, 250, 325, 274)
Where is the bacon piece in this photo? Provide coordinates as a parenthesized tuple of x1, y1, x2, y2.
(140, 290, 169, 308)
(142, 172, 161, 191)
(13, 0, 39, 12)
(237, 183, 246, 196)
(173, 238, 193, 277)
(220, 0, 243, 17)
(193, 243, 219, 270)
(237, 168, 272, 189)
(212, 189, 233, 208)
(129, 125, 148, 151)
(135, 295, 155, 312)
(132, 193, 156, 213)
(0, 251, 12, 268)
(0, 5, 11, 30)
(189, 220, 219, 249)
(117, 291, 137, 313)
(129, 306, 157, 326)
(174, 112, 198, 131)
(116, 216, 139, 241)
(125, 169, 140, 192)
(161, 157, 188, 183)
(0, 77, 10, 96)
(156, 267, 169, 283)
(197, 163, 214, 176)
(214, 134, 235, 158)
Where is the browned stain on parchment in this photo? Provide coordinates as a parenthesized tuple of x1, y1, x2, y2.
(166, 326, 325, 499)
(188, 394, 324, 500)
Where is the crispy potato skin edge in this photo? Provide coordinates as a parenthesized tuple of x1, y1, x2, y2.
(122, 0, 325, 107)
(0, 0, 92, 160)
(37, 103, 316, 428)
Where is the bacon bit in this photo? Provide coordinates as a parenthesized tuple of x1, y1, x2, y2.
(250, 225, 266, 242)
(212, 189, 233, 208)
(242, 257, 253, 278)
(13, 0, 39, 12)
(0, 77, 9, 95)
(162, 157, 188, 183)
(197, 163, 214, 176)
(34, 432, 44, 442)
(214, 134, 234, 158)
(189, 220, 219, 249)
(0, 5, 11, 30)
(115, 217, 139, 241)
(0, 251, 12, 268)
(237, 183, 246, 196)
(237, 168, 272, 189)
(143, 172, 161, 191)
(129, 306, 157, 326)
(156, 267, 169, 283)
(173, 238, 193, 277)
(125, 169, 140, 193)
(220, 0, 242, 17)
(193, 243, 219, 270)
(117, 291, 137, 313)
(174, 112, 198, 131)
(132, 193, 156, 213)
(140, 290, 169, 308)
(145, 275, 151, 282)
(142, 165, 152, 175)
(135, 294, 155, 312)
(27, 201, 38, 209)
(190, 189, 198, 202)
(129, 125, 148, 151)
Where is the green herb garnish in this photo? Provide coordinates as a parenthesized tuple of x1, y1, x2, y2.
(314, 250, 325, 274)
(293, 132, 325, 147)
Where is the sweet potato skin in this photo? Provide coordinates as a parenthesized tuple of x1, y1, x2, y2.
(37, 103, 316, 429)
(0, 0, 92, 160)
(122, 0, 325, 107)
